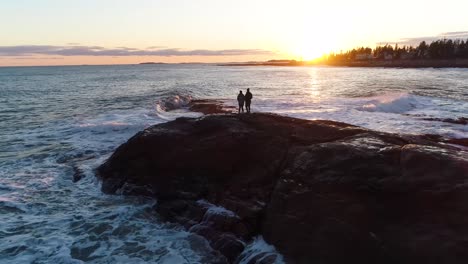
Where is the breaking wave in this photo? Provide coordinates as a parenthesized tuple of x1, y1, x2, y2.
(154, 94, 202, 121)
(357, 93, 424, 114)
(155, 94, 193, 112)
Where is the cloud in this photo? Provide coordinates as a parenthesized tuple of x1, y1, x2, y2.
(439, 31, 468, 38)
(0, 57, 64, 60)
(377, 31, 468, 46)
(0, 45, 275, 57)
(146, 46, 167, 49)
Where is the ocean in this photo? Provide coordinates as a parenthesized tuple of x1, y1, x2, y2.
(0, 64, 467, 263)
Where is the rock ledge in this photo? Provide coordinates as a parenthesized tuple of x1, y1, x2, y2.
(97, 112, 468, 264)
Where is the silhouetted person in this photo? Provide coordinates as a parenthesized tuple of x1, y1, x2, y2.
(237, 91, 245, 114)
(245, 88, 253, 113)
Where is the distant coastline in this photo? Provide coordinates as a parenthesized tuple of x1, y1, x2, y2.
(326, 59, 468, 68)
(139, 62, 167, 65)
(220, 38, 468, 68)
(219, 59, 468, 68)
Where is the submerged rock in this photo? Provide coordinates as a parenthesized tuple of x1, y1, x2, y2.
(96, 112, 468, 264)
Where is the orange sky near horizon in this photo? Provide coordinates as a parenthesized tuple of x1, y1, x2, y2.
(0, 54, 279, 67)
(1, 0, 468, 66)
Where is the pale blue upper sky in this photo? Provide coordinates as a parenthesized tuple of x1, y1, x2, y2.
(1, 0, 468, 65)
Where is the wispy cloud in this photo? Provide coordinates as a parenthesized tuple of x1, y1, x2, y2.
(146, 46, 167, 49)
(377, 31, 468, 46)
(0, 56, 64, 60)
(0, 45, 275, 57)
(439, 31, 468, 38)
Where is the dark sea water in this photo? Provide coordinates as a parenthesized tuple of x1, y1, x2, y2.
(0, 64, 467, 263)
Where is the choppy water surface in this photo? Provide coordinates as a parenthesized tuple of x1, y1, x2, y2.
(0, 65, 467, 263)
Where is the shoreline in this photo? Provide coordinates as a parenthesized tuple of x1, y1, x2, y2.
(219, 58, 468, 68)
(3, 60, 468, 69)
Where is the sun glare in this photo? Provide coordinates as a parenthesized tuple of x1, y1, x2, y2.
(291, 26, 343, 61)
(286, 6, 349, 61)
(294, 36, 330, 60)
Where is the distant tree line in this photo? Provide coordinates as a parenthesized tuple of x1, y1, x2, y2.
(327, 38, 468, 62)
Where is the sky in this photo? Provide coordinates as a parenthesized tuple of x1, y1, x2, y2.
(1, 0, 468, 66)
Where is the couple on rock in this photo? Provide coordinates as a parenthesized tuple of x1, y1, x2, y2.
(237, 88, 253, 114)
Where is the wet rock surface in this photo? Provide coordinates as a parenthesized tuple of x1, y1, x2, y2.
(96, 110, 468, 264)
(189, 99, 236, 115)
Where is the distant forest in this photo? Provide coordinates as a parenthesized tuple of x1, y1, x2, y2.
(327, 38, 468, 62)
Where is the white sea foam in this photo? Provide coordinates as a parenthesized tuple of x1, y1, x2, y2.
(196, 199, 239, 218)
(155, 94, 193, 112)
(155, 95, 203, 121)
(237, 236, 285, 264)
(0, 97, 216, 263)
(240, 92, 468, 139)
(357, 93, 422, 113)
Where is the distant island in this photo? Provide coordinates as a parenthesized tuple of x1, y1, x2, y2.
(218, 60, 307, 67)
(220, 38, 468, 68)
(139, 62, 167, 65)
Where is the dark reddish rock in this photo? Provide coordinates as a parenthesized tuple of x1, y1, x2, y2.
(72, 165, 85, 183)
(189, 99, 235, 114)
(445, 137, 468, 147)
(212, 233, 245, 262)
(96, 112, 468, 264)
(414, 134, 468, 148)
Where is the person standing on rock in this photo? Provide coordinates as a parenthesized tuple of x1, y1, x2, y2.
(245, 88, 253, 113)
(237, 90, 245, 114)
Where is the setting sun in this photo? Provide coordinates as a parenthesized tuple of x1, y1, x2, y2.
(292, 35, 331, 60)
(284, 8, 348, 61)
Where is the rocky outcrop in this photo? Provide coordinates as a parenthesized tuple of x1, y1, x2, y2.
(188, 99, 236, 115)
(96, 111, 468, 264)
